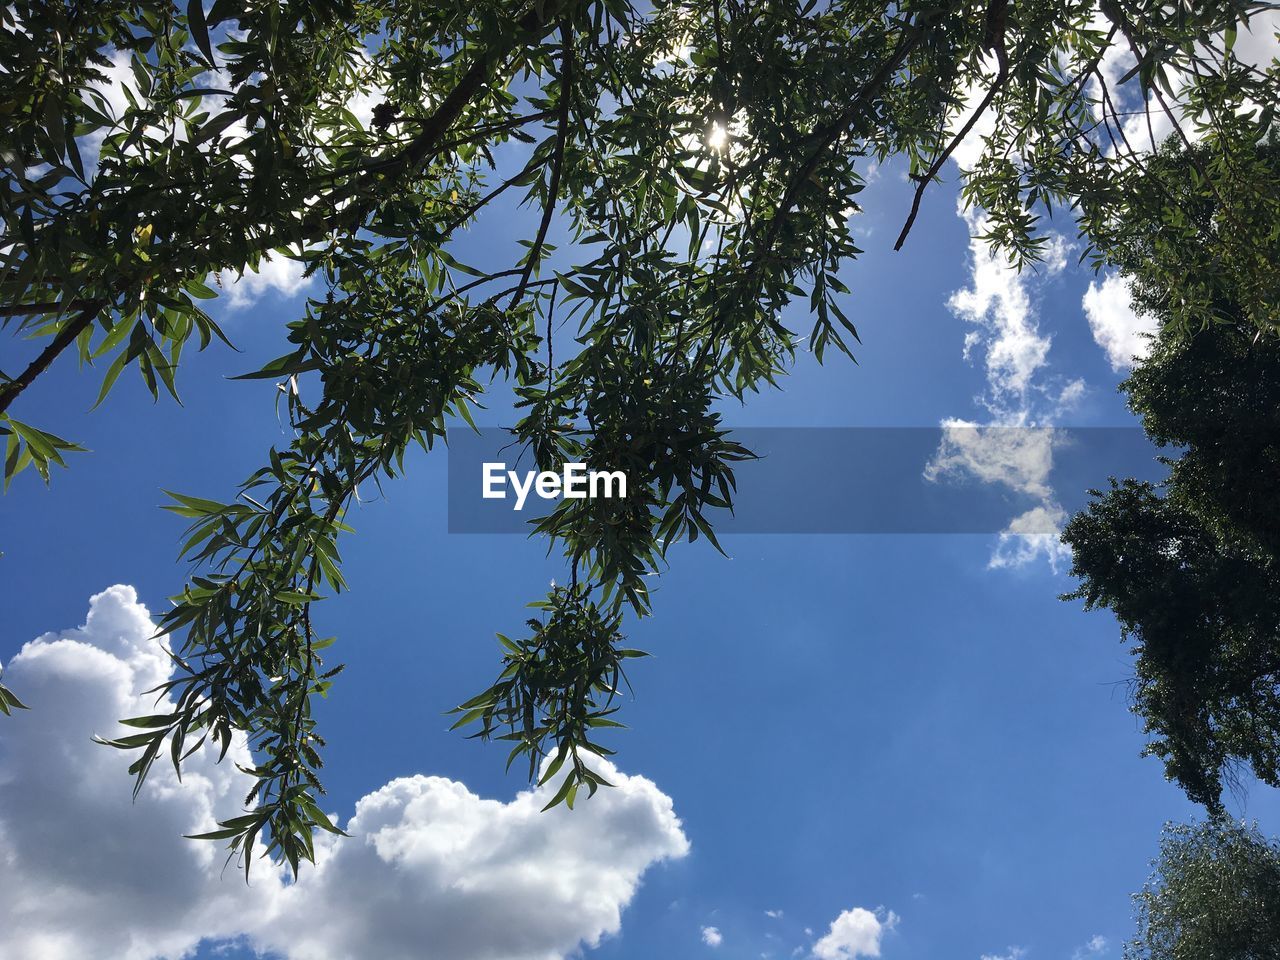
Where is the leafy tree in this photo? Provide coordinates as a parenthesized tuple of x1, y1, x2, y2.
(1080, 95, 1280, 339)
(1062, 142, 1280, 813)
(2, 0, 1277, 872)
(1126, 819, 1280, 960)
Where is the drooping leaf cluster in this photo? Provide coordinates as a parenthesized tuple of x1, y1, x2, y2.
(3, 0, 1277, 871)
(450, 583, 646, 811)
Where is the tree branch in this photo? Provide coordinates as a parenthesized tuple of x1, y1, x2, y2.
(0, 300, 106, 416)
(0, 2, 572, 416)
(894, 55, 1008, 250)
(757, 15, 931, 268)
(511, 21, 575, 310)
(895, 0, 1009, 250)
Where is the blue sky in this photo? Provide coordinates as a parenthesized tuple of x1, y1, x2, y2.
(3, 153, 1279, 960)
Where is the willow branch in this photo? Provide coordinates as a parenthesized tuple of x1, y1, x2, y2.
(510, 21, 574, 310)
(894, 53, 1008, 250)
(0, 300, 106, 416)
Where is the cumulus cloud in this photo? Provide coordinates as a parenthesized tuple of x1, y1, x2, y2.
(702, 926, 724, 947)
(1082, 274, 1157, 371)
(980, 949, 1026, 960)
(0, 585, 273, 960)
(261, 766, 688, 960)
(0, 586, 689, 960)
(811, 907, 898, 960)
(214, 251, 315, 310)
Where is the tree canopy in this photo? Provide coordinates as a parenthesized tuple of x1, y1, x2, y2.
(3, 0, 1278, 873)
(1126, 819, 1280, 960)
(1062, 140, 1280, 813)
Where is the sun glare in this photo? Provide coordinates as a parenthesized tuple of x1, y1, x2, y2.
(706, 121, 729, 151)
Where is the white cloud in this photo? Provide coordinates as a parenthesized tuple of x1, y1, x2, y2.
(811, 907, 898, 960)
(932, 201, 1083, 572)
(703, 926, 724, 947)
(1233, 11, 1280, 71)
(1109, 11, 1278, 153)
(937, 12, 1280, 573)
(925, 419, 1059, 500)
(939, 13, 1262, 177)
(0, 585, 273, 960)
(925, 421, 1073, 573)
(84, 50, 137, 129)
(1040, 233, 1073, 275)
(214, 250, 314, 310)
(980, 949, 1026, 960)
(766, 909, 785, 919)
(1056, 378, 1086, 412)
(1072, 934, 1109, 959)
(81, 54, 250, 163)
(78, 48, 371, 313)
(0, 586, 689, 960)
(262, 765, 688, 960)
(1082, 274, 1157, 371)
(948, 205, 1061, 400)
(946, 55, 1003, 173)
(988, 504, 1073, 573)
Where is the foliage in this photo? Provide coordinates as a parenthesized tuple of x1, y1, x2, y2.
(1, 415, 86, 488)
(1089, 136, 1280, 338)
(0, 668, 30, 716)
(1126, 819, 1280, 960)
(449, 584, 646, 811)
(3, 0, 1278, 872)
(1063, 470, 1280, 811)
(1063, 139, 1280, 812)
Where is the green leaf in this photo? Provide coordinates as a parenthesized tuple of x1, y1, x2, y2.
(188, 0, 216, 64)
(0, 681, 30, 715)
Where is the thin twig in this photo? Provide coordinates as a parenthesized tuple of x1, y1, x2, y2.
(510, 21, 575, 310)
(894, 0, 1009, 250)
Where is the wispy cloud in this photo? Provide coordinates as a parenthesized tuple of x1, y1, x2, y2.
(980, 948, 1026, 960)
(928, 202, 1078, 571)
(1072, 934, 1110, 960)
(947, 206, 1063, 403)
